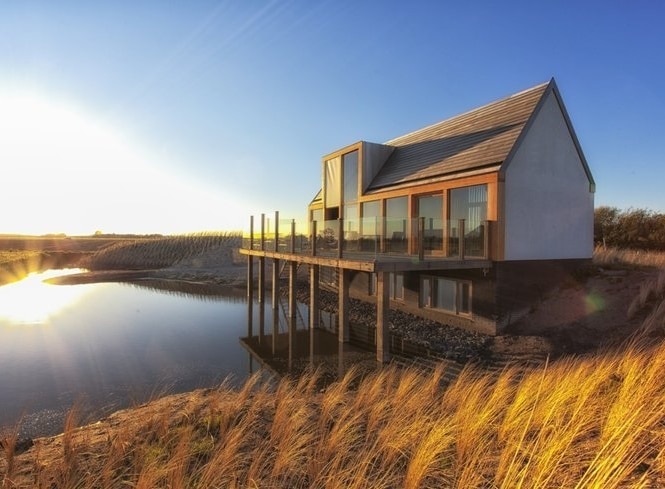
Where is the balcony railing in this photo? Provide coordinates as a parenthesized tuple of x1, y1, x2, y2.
(242, 213, 491, 261)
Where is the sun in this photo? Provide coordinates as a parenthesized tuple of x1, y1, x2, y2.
(0, 269, 91, 325)
(0, 88, 251, 235)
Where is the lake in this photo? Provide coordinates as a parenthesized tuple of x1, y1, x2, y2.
(0, 268, 376, 439)
(0, 269, 268, 438)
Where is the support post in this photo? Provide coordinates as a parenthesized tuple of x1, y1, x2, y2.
(291, 219, 296, 253)
(338, 268, 350, 343)
(247, 215, 254, 332)
(289, 261, 297, 323)
(272, 308, 279, 355)
(309, 265, 320, 331)
(260, 213, 265, 251)
(258, 257, 265, 304)
(376, 271, 390, 363)
(246, 298, 253, 338)
(274, 211, 279, 252)
(249, 215, 254, 250)
(271, 258, 279, 311)
(311, 220, 317, 257)
(458, 218, 466, 260)
(309, 264, 319, 366)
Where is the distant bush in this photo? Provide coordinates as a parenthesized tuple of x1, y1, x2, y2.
(84, 232, 242, 270)
(595, 206, 665, 251)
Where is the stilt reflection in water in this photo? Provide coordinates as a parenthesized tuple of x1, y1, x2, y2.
(241, 297, 376, 383)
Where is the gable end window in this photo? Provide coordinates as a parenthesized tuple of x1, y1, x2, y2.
(421, 276, 471, 316)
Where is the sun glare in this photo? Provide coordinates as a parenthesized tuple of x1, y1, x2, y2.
(0, 89, 250, 235)
(0, 269, 90, 325)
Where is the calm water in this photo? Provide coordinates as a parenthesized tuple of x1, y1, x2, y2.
(0, 269, 262, 438)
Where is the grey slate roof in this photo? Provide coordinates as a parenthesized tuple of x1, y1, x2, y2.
(367, 81, 550, 190)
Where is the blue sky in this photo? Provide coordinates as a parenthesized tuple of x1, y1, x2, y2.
(0, 1, 663, 234)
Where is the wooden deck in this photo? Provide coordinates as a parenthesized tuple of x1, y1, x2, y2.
(239, 248, 492, 272)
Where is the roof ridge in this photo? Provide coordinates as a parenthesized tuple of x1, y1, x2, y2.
(384, 80, 550, 146)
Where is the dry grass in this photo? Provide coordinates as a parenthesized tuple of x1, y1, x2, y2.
(83, 232, 242, 271)
(3, 336, 665, 488)
(594, 245, 665, 268)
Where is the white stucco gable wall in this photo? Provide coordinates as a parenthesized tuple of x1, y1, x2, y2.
(503, 90, 594, 260)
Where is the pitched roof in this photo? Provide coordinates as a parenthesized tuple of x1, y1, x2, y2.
(367, 81, 550, 190)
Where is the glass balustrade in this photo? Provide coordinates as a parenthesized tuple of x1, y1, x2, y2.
(242, 216, 490, 260)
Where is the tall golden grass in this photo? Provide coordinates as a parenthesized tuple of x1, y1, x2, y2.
(3, 337, 665, 488)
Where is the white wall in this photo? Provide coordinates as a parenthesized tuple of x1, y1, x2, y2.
(503, 90, 594, 260)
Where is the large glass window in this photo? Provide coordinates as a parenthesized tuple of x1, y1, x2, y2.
(342, 150, 359, 205)
(449, 184, 488, 257)
(417, 193, 444, 252)
(360, 200, 381, 251)
(385, 196, 408, 252)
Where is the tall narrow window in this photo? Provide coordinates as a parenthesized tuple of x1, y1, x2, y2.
(324, 156, 341, 208)
(342, 150, 359, 205)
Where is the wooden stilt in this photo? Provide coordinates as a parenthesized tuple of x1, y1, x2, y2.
(289, 261, 297, 322)
(376, 271, 390, 363)
(309, 265, 319, 331)
(338, 268, 350, 343)
(271, 258, 279, 310)
(309, 264, 319, 366)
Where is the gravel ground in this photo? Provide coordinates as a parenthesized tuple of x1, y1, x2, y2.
(288, 281, 492, 363)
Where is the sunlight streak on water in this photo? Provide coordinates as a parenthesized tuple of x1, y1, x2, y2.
(0, 269, 91, 325)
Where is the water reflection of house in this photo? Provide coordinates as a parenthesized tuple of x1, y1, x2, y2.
(240, 78, 594, 362)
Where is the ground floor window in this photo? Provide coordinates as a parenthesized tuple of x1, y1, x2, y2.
(368, 272, 403, 300)
(421, 276, 471, 315)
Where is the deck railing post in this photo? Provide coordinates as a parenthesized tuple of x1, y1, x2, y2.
(274, 211, 279, 252)
(418, 217, 425, 261)
(249, 215, 254, 250)
(338, 218, 344, 259)
(260, 213, 265, 251)
(458, 219, 465, 259)
(291, 219, 296, 252)
(311, 220, 317, 257)
(483, 220, 490, 259)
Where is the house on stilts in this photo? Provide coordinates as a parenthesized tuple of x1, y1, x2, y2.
(240, 78, 595, 363)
